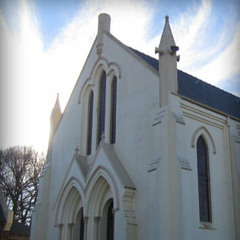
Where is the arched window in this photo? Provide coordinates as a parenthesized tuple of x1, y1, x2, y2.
(87, 90, 94, 155)
(110, 76, 117, 144)
(97, 71, 106, 146)
(197, 136, 212, 222)
(107, 200, 114, 240)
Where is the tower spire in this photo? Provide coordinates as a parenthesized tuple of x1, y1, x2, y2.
(155, 16, 180, 107)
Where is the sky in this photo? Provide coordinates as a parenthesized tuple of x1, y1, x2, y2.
(0, 0, 240, 153)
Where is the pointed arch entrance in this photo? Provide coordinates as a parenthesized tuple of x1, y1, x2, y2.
(55, 178, 85, 240)
(85, 167, 118, 240)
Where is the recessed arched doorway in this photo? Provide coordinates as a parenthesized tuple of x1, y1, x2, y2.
(100, 198, 114, 240)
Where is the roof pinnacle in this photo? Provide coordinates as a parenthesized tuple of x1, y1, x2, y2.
(155, 15, 179, 107)
(50, 93, 62, 139)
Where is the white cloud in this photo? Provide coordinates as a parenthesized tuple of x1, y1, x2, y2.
(41, 0, 154, 110)
(191, 22, 240, 87)
(171, 0, 240, 92)
(171, 0, 215, 70)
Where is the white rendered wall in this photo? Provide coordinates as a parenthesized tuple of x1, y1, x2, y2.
(32, 30, 239, 240)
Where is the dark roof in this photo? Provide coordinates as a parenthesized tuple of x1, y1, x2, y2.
(9, 220, 30, 236)
(130, 48, 240, 119)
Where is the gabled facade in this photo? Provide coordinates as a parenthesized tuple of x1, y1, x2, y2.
(30, 13, 240, 240)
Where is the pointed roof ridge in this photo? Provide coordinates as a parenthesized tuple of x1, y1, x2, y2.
(88, 141, 135, 190)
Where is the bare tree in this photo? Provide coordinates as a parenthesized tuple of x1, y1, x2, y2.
(0, 146, 45, 225)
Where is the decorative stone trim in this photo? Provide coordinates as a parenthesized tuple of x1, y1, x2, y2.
(173, 112, 186, 125)
(123, 188, 137, 225)
(78, 57, 122, 104)
(96, 43, 103, 56)
(83, 217, 89, 240)
(123, 188, 137, 240)
(152, 106, 167, 126)
(177, 155, 191, 171)
(94, 216, 101, 240)
(191, 126, 216, 154)
(148, 158, 161, 172)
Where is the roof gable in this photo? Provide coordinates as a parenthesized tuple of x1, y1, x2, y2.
(130, 48, 240, 119)
(88, 141, 135, 190)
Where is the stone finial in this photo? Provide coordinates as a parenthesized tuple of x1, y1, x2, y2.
(98, 13, 111, 34)
(96, 13, 111, 56)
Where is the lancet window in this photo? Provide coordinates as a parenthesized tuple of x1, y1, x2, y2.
(97, 71, 107, 146)
(83, 68, 118, 153)
(110, 76, 117, 144)
(197, 135, 212, 222)
(87, 90, 94, 155)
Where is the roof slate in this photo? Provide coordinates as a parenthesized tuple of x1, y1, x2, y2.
(130, 48, 240, 119)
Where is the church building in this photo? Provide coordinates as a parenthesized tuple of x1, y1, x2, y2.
(30, 13, 240, 240)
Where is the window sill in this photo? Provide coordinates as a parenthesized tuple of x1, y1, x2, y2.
(199, 222, 216, 230)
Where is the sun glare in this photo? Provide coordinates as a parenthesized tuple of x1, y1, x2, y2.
(1, 0, 239, 153)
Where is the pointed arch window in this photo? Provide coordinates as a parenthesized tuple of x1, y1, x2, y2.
(87, 90, 94, 155)
(97, 71, 106, 146)
(110, 76, 117, 144)
(197, 136, 212, 222)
